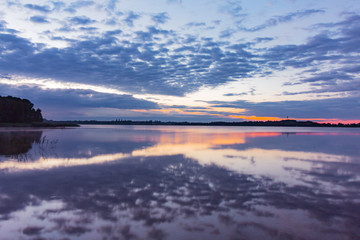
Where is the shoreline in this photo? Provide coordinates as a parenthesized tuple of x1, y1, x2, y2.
(1, 120, 359, 128)
(73, 120, 360, 128)
(0, 122, 80, 128)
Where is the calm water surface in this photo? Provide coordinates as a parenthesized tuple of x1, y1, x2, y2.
(0, 125, 359, 240)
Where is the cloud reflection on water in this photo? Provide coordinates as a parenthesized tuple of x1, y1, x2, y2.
(0, 126, 359, 240)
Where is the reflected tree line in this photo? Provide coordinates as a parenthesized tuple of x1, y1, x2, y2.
(0, 131, 57, 161)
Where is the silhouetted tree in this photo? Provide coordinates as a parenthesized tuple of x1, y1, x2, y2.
(0, 96, 43, 123)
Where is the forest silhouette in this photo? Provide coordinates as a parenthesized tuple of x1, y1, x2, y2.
(0, 96, 43, 123)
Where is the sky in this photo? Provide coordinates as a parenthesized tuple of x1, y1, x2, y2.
(0, 0, 359, 123)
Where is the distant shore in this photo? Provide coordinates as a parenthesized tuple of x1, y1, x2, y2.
(70, 119, 360, 128)
(2, 120, 359, 128)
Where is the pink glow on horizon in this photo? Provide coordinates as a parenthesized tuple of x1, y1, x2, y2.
(313, 119, 360, 124)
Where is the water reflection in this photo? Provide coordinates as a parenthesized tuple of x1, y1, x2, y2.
(0, 130, 59, 164)
(0, 126, 359, 240)
(0, 130, 42, 156)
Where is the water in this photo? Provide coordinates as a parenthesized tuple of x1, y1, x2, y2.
(0, 125, 359, 240)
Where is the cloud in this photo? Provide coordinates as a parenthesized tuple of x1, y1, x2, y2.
(152, 12, 169, 24)
(0, 25, 258, 96)
(254, 37, 274, 43)
(185, 22, 206, 28)
(48, 90, 159, 110)
(300, 71, 353, 84)
(79, 26, 98, 32)
(219, 28, 236, 38)
(220, 0, 245, 19)
(24, 4, 52, 13)
(0, 20, 18, 34)
(167, 0, 182, 4)
(51, 1, 66, 11)
(69, 16, 96, 25)
(0, 20, 6, 29)
(0, 11, 359, 99)
(30, 16, 49, 24)
(283, 78, 360, 96)
(238, 9, 325, 32)
(0, 84, 160, 119)
(64, 0, 95, 13)
(209, 97, 360, 120)
(105, 29, 122, 35)
(124, 11, 141, 27)
(224, 88, 255, 96)
(0, 33, 34, 54)
(263, 21, 360, 67)
(107, 0, 118, 11)
(260, 14, 360, 92)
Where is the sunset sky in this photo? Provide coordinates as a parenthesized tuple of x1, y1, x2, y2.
(0, 0, 359, 122)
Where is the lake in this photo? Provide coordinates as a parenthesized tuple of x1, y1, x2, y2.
(0, 125, 359, 240)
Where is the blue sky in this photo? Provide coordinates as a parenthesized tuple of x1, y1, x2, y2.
(0, 0, 359, 122)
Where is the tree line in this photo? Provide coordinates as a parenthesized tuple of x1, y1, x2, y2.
(0, 96, 43, 123)
(74, 119, 360, 127)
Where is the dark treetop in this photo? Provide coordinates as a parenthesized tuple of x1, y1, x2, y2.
(0, 96, 43, 123)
